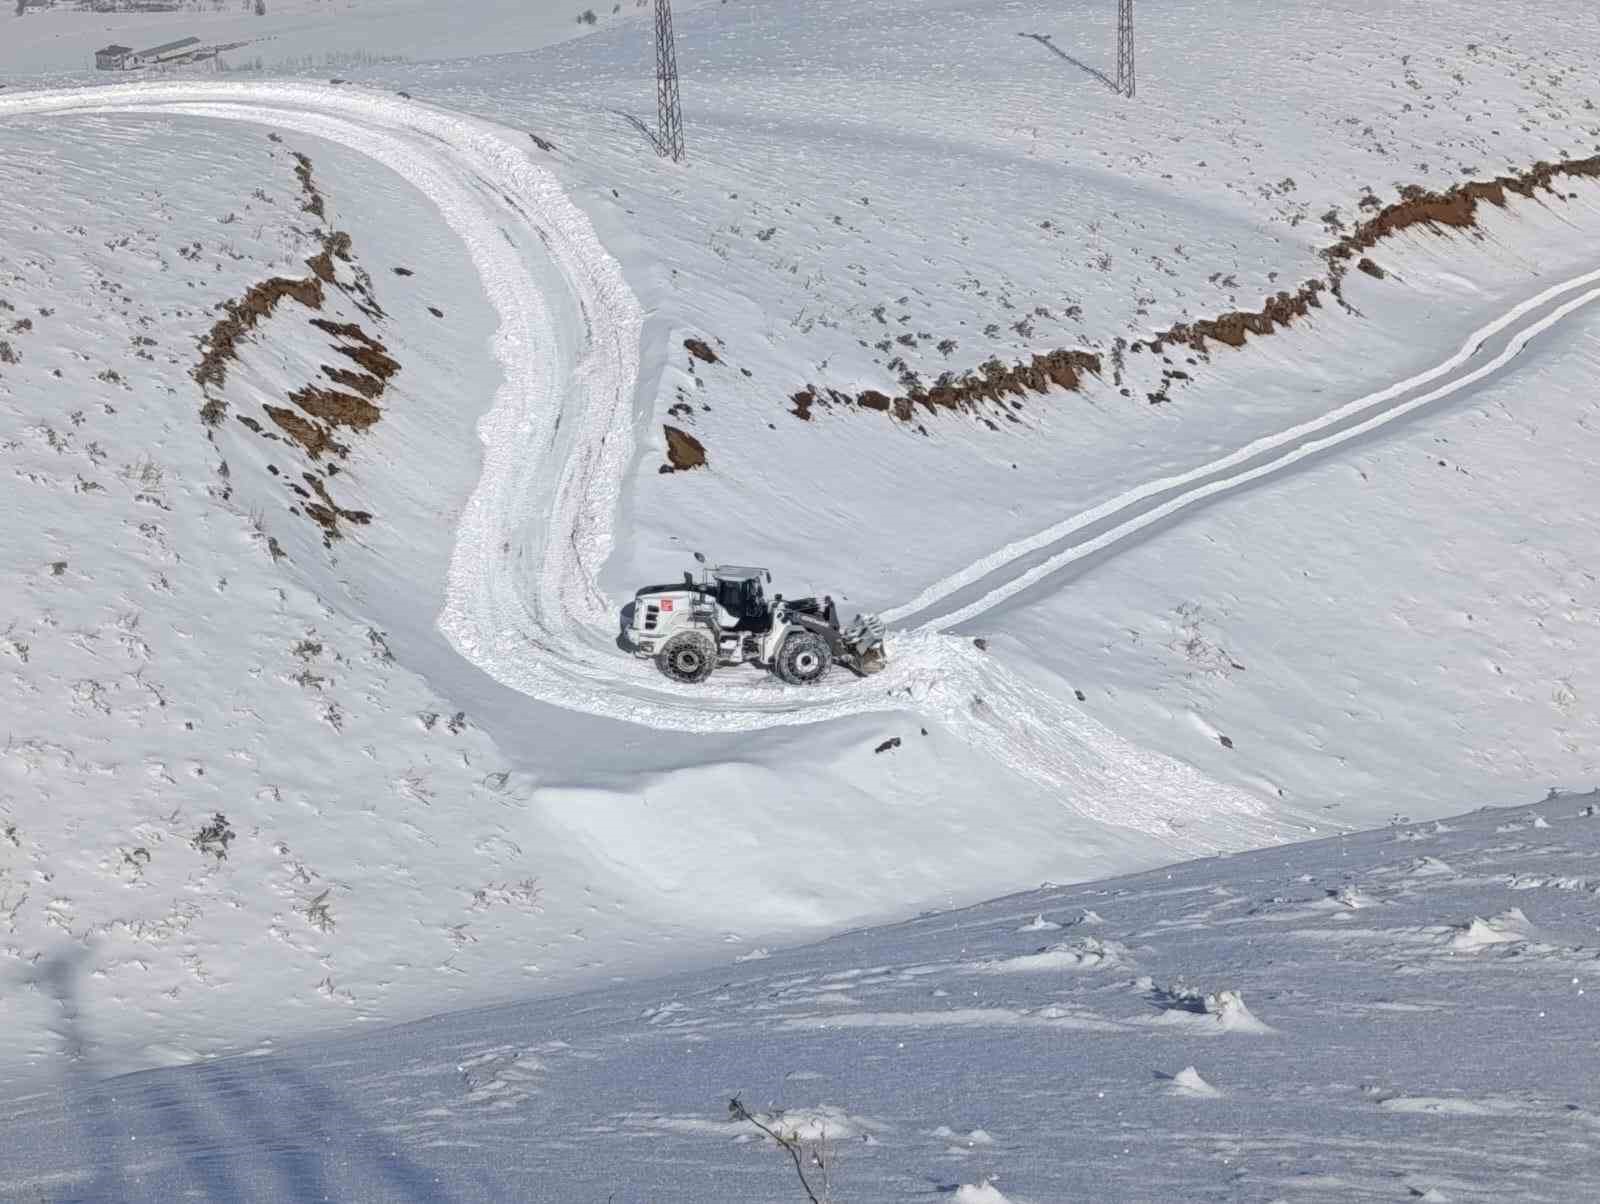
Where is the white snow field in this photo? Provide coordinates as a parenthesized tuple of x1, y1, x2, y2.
(2, 0, 1600, 1194)
(2, 792, 1598, 1201)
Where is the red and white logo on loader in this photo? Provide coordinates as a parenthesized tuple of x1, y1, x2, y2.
(660, 598, 674, 612)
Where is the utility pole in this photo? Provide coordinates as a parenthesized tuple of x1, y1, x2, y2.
(654, 0, 685, 162)
(1116, 0, 1135, 98)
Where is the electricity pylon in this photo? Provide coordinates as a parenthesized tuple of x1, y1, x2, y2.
(655, 0, 685, 162)
(1116, 0, 1135, 98)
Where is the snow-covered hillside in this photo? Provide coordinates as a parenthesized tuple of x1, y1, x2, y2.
(2, 0, 1599, 1172)
(3, 793, 1597, 1202)
(1, 85, 1282, 1094)
(343, 0, 1600, 806)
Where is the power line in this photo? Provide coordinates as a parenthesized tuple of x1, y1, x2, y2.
(1116, 0, 1135, 98)
(655, 0, 685, 162)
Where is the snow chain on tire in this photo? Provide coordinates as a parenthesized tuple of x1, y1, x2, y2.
(776, 631, 832, 686)
(656, 630, 716, 684)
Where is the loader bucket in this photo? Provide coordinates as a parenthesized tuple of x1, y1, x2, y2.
(853, 645, 887, 675)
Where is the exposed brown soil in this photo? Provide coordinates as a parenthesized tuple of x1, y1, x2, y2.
(1141, 153, 1600, 358)
(259, 317, 397, 479)
(792, 349, 1101, 425)
(308, 231, 383, 320)
(292, 152, 326, 220)
(320, 364, 384, 398)
(309, 318, 373, 343)
(1328, 154, 1600, 260)
(331, 337, 400, 383)
(288, 384, 382, 430)
(195, 156, 377, 418)
(302, 472, 372, 541)
(661, 425, 706, 472)
(783, 154, 1600, 423)
(684, 337, 719, 365)
(305, 248, 335, 285)
(305, 245, 339, 284)
(290, 152, 381, 314)
(310, 319, 397, 378)
(1137, 280, 1327, 354)
(194, 143, 402, 545)
(194, 274, 327, 407)
(264, 404, 348, 460)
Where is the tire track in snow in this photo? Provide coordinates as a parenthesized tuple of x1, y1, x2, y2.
(885, 267, 1600, 632)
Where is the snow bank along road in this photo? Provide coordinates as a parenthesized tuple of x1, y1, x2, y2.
(5, 83, 1593, 847)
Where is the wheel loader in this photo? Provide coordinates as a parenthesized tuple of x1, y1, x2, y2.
(628, 554, 886, 686)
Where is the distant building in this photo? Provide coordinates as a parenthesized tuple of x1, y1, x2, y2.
(128, 36, 202, 68)
(94, 45, 134, 71)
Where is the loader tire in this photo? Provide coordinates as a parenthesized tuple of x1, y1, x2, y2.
(657, 630, 716, 684)
(775, 631, 832, 686)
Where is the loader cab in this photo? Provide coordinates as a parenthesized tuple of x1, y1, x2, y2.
(708, 566, 772, 633)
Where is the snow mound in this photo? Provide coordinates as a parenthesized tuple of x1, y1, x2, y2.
(952, 1181, 1015, 1204)
(1147, 987, 1276, 1035)
(1166, 1066, 1223, 1099)
(1016, 914, 1061, 932)
(980, 937, 1129, 974)
(1449, 908, 1533, 952)
(1207, 990, 1275, 1034)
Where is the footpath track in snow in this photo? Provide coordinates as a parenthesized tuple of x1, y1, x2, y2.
(4, 83, 1591, 849)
